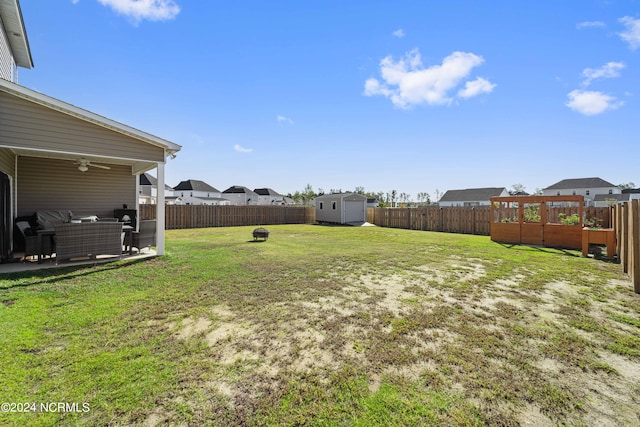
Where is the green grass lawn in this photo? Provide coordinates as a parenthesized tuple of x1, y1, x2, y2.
(1, 224, 639, 426)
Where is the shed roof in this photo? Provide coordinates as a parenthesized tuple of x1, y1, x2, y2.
(315, 192, 367, 201)
(174, 179, 220, 193)
(439, 187, 507, 202)
(544, 177, 615, 190)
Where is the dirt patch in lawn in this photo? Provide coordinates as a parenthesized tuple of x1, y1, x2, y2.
(160, 253, 640, 426)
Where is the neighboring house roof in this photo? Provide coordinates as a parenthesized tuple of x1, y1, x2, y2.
(223, 185, 258, 195)
(439, 187, 507, 202)
(140, 173, 156, 186)
(622, 188, 640, 194)
(544, 177, 615, 190)
(0, 0, 33, 69)
(367, 198, 379, 203)
(173, 179, 220, 193)
(593, 194, 631, 203)
(254, 188, 281, 196)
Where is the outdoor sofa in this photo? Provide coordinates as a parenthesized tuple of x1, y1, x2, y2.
(15, 210, 126, 262)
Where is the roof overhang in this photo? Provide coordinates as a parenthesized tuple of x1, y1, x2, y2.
(0, 78, 181, 159)
(0, 0, 33, 68)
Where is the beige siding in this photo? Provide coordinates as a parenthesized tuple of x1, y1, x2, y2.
(0, 92, 165, 162)
(17, 156, 136, 218)
(0, 24, 14, 82)
(0, 147, 15, 176)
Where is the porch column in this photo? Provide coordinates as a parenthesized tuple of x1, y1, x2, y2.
(156, 162, 166, 255)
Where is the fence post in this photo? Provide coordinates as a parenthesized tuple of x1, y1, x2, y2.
(623, 203, 630, 274)
(632, 200, 639, 293)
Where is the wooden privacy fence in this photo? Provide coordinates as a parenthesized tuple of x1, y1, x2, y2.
(368, 207, 492, 235)
(612, 200, 640, 293)
(367, 206, 611, 237)
(139, 205, 315, 229)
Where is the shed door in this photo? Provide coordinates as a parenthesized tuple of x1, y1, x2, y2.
(344, 201, 364, 223)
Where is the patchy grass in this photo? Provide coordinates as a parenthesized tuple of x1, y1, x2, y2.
(1, 224, 639, 426)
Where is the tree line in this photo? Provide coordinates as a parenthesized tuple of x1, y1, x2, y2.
(286, 182, 636, 207)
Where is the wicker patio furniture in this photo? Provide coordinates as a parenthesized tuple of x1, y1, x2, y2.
(54, 221, 124, 263)
(15, 220, 54, 260)
(130, 220, 156, 253)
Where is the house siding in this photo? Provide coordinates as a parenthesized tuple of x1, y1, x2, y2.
(0, 23, 15, 82)
(0, 147, 15, 176)
(17, 156, 136, 218)
(0, 92, 165, 162)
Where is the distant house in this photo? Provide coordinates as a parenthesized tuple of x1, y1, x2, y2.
(367, 198, 379, 208)
(438, 187, 509, 207)
(315, 193, 367, 224)
(222, 185, 258, 205)
(254, 188, 285, 205)
(542, 177, 620, 206)
(593, 193, 632, 207)
(173, 179, 229, 205)
(139, 173, 174, 205)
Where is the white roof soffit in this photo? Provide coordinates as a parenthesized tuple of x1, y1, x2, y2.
(0, 79, 181, 155)
(0, 0, 33, 68)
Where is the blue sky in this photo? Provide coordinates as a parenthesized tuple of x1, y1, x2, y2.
(18, 0, 640, 200)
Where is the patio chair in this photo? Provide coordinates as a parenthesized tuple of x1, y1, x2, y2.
(131, 220, 156, 253)
(15, 220, 54, 260)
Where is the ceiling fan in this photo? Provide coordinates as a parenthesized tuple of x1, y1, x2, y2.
(75, 158, 111, 172)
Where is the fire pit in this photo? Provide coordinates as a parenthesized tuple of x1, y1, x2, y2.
(252, 227, 269, 241)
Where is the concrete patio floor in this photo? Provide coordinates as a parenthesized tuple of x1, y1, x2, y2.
(0, 250, 157, 274)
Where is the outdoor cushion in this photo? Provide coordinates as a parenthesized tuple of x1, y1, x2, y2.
(16, 221, 35, 236)
(36, 210, 74, 230)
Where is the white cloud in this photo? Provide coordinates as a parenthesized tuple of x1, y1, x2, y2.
(458, 77, 496, 99)
(582, 61, 625, 86)
(276, 115, 294, 124)
(234, 144, 253, 153)
(392, 28, 405, 38)
(97, 0, 180, 22)
(565, 90, 623, 115)
(576, 21, 605, 30)
(363, 49, 494, 108)
(619, 16, 640, 50)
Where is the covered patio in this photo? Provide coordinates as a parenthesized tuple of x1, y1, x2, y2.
(0, 78, 181, 268)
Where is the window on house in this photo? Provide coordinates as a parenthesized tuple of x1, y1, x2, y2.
(557, 191, 560, 196)
(332, 201, 337, 210)
(319, 202, 324, 210)
(586, 190, 590, 196)
(572, 191, 576, 195)
(609, 189, 613, 194)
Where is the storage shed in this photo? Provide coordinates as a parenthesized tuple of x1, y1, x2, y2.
(315, 193, 367, 224)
